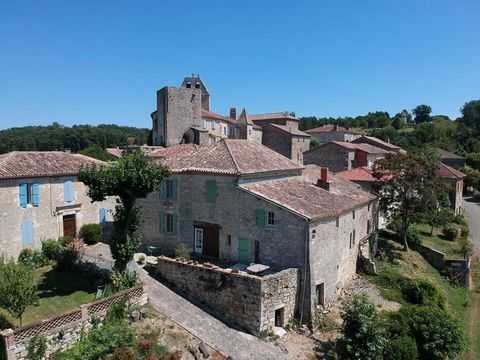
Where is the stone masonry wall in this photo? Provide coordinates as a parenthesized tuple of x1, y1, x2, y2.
(0, 176, 115, 261)
(156, 256, 298, 334)
(1, 284, 147, 360)
(261, 125, 292, 159)
(303, 143, 354, 173)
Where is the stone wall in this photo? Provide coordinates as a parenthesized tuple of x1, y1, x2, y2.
(262, 125, 292, 160)
(0, 284, 147, 360)
(410, 243, 445, 270)
(0, 176, 115, 261)
(303, 143, 354, 173)
(156, 256, 298, 334)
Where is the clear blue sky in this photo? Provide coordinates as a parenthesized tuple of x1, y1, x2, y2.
(1, 1, 479, 130)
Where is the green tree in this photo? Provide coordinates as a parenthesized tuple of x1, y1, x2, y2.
(373, 149, 442, 250)
(460, 100, 480, 135)
(79, 144, 112, 161)
(412, 105, 432, 124)
(79, 152, 170, 269)
(0, 263, 39, 326)
(340, 293, 386, 360)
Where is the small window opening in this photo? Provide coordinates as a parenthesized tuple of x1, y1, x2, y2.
(275, 307, 285, 327)
(195, 81, 200, 89)
(316, 283, 325, 306)
(186, 81, 191, 88)
(312, 229, 316, 240)
(267, 211, 275, 227)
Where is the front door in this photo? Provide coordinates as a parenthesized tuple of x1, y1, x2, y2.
(63, 214, 76, 238)
(203, 227, 219, 258)
(238, 237, 249, 264)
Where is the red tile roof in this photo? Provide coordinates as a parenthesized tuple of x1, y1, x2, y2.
(437, 162, 465, 180)
(150, 140, 303, 176)
(0, 151, 105, 179)
(266, 124, 310, 137)
(201, 109, 236, 123)
(250, 112, 298, 121)
(240, 165, 376, 220)
(305, 124, 347, 133)
(353, 136, 402, 151)
(337, 167, 376, 182)
(436, 148, 466, 160)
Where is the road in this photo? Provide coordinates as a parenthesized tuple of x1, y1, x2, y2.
(463, 196, 480, 251)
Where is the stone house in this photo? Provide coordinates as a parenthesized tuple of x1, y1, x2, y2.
(352, 136, 405, 153)
(138, 139, 377, 321)
(305, 124, 361, 144)
(436, 148, 466, 168)
(437, 162, 465, 214)
(0, 151, 115, 261)
(303, 141, 391, 173)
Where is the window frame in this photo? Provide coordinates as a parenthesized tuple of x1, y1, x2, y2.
(266, 211, 275, 227)
(166, 213, 174, 233)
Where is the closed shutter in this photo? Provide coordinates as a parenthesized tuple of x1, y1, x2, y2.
(21, 220, 34, 245)
(206, 180, 216, 204)
(99, 208, 107, 228)
(19, 183, 28, 208)
(159, 180, 166, 200)
(171, 179, 178, 200)
(159, 212, 166, 233)
(172, 213, 178, 235)
(32, 183, 39, 207)
(64, 181, 74, 202)
(255, 209, 265, 227)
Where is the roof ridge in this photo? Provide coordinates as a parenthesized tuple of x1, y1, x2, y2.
(222, 140, 241, 175)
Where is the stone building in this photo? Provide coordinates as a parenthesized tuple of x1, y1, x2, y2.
(437, 162, 465, 214)
(150, 76, 309, 163)
(138, 139, 377, 321)
(305, 124, 361, 144)
(352, 136, 405, 153)
(0, 152, 115, 261)
(436, 148, 466, 168)
(303, 141, 391, 173)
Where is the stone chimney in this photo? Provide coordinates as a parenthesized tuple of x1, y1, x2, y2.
(230, 107, 237, 120)
(317, 167, 331, 191)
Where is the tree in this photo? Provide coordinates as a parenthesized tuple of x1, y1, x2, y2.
(372, 149, 441, 250)
(79, 152, 170, 269)
(412, 105, 432, 124)
(79, 144, 112, 161)
(340, 293, 386, 360)
(0, 263, 39, 326)
(460, 100, 480, 135)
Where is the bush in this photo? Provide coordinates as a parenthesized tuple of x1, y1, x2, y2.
(41, 239, 61, 260)
(453, 213, 468, 226)
(442, 224, 459, 241)
(58, 236, 74, 246)
(406, 228, 421, 245)
(18, 249, 48, 269)
(174, 244, 192, 260)
(110, 270, 138, 291)
(459, 237, 474, 256)
(339, 293, 386, 360)
(27, 335, 47, 360)
(384, 335, 418, 360)
(54, 239, 83, 272)
(79, 224, 102, 245)
(401, 279, 446, 309)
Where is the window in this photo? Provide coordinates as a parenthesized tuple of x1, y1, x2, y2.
(227, 234, 232, 246)
(316, 283, 325, 306)
(195, 81, 200, 89)
(64, 180, 74, 203)
(352, 210, 356, 219)
(267, 211, 275, 227)
(367, 219, 371, 234)
(160, 179, 177, 200)
(201, 119, 206, 129)
(312, 229, 316, 240)
(186, 81, 191, 89)
(166, 213, 174, 233)
(211, 120, 217, 130)
(159, 212, 177, 234)
(223, 126, 227, 136)
(19, 183, 39, 207)
(349, 230, 356, 249)
(195, 228, 203, 253)
(336, 217, 339, 227)
(255, 208, 266, 227)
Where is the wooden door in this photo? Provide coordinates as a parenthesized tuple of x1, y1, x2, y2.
(237, 237, 249, 264)
(63, 214, 76, 238)
(203, 227, 219, 258)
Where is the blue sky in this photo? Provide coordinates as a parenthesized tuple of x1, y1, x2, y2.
(0, 1, 479, 130)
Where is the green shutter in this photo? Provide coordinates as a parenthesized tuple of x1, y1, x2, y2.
(159, 212, 166, 233)
(255, 209, 265, 227)
(206, 180, 216, 204)
(172, 179, 178, 200)
(172, 213, 178, 235)
(159, 180, 166, 200)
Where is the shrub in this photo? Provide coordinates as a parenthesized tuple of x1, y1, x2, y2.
(54, 239, 83, 272)
(384, 335, 418, 360)
(442, 224, 459, 241)
(406, 228, 421, 245)
(79, 224, 102, 245)
(453, 213, 468, 226)
(459, 237, 474, 256)
(339, 293, 386, 360)
(174, 244, 192, 260)
(401, 279, 446, 309)
(110, 270, 138, 291)
(58, 236, 74, 246)
(26, 335, 47, 360)
(109, 346, 136, 360)
(18, 249, 48, 269)
(41, 239, 61, 260)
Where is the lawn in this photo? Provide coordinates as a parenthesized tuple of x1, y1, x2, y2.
(465, 255, 480, 360)
(412, 223, 464, 259)
(0, 265, 97, 329)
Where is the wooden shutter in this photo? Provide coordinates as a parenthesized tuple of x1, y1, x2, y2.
(206, 180, 216, 204)
(32, 183, 39, 207)
(255, 209, 265, 227)
(21, 220, 33, 245)
(172, 213, 178, 235)
(99, 208, 107, 228)
(159, 212, 166, 233)
(64, 181, 74, 202)
(171, 179, 178, 200)
(159, 180, 166, 200)
(19, 183, 27, 208)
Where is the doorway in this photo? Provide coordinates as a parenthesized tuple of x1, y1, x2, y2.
(63, 214, 76, 238)
(194, 225, 219, 258)
(275, 307, 285, 327)
(316, 283, 325, 306)
(237, 237, 249, 264)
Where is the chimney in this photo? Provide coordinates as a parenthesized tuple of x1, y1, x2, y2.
(230, 107, 237, 120)
(333, 124, 338, 131)
(317, 167, 331, 191)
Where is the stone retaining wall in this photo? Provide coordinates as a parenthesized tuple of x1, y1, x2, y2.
(0, 284, 148, 360)
(156, 256, 299, 335)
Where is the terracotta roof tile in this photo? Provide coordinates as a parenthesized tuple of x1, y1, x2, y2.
(0, 151, 105, 179)
(353, 136, 402, 151)
(437, 162, 465, 180)
(436, 148, 466, 160)
(201, 109, 236, 124)
(250, 112, 298, 121)
(337, 167, 376, 182)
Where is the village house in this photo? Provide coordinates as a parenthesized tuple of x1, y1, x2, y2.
(436, 148, 466, 168)
(150, 75, 309, 164)
(137, 139, 378, 330)
(0, 151, 115, 261)
(303, 141, 391, 173)
(438, 162, 465, 214)
(352, 135, 405, 153)
(304, 124, 361, 144)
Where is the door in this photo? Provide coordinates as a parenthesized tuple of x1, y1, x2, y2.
(63, 214, 76, 238)
(203, 227, 219, 258)
(238, 237, 249, 264)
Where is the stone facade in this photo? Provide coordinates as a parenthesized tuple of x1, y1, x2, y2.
(262, 125, 310, 164)
(0, 176, 114, 261)
(307, 131, 361, 145)
(304, 143, 355, 173)
(156, 256, 298, 334)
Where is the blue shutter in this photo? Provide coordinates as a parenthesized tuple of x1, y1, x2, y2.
(19, 183, 27, 208)
(99, 208, 107, 228)
(21, 220, 33, 245)
(32, 183, 39, 207)
(64, 181, 74, 202)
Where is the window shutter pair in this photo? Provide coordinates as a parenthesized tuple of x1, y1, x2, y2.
(159, 179, 178, 200)
(206, 180, 216, 204)
(158, 212, 177, 234)
(21, 220, 34, 245)
(256, 209, 265, 227)
(64, 180, 74, 203)
(19, 183, 39, 207)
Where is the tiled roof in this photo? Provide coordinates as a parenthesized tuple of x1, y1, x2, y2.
(337, 167, 376, 182)
(438, 162, 465, 180)
(201, 109, 236, 124)
(240, 165, 376, 220)
(250, 112, 298, 121)
(106, 147, 123, 158)
(353, 136, 402, 151)
(436, 148, 466, 160)
(0, 151, 105, 179)
(266, 124, 311, 137)
(305, 124, 346, 133)
(304, 141, 390, 155)
(150, 140, 303, 176)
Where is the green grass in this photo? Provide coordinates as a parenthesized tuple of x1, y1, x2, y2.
(465, 256, 480, 360)
(412, 223, 464, 259)
(0, 265, 96, 328)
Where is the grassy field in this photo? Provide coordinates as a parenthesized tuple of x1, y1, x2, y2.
(0, 265, 96, 328)
(465, 255, 480, 360)
(412, 223, 464, 259)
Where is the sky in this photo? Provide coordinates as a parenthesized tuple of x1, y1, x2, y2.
(0, 0, 479, 130)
